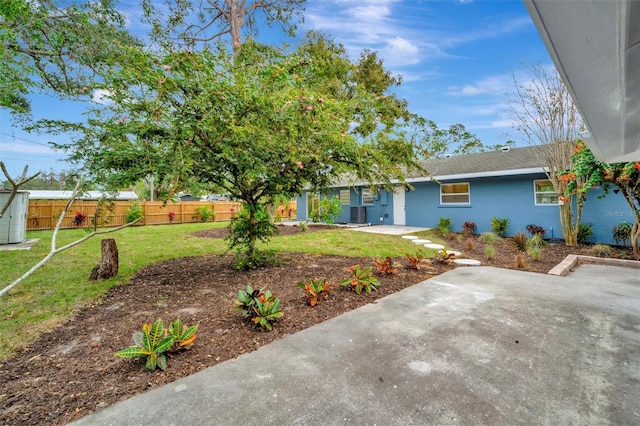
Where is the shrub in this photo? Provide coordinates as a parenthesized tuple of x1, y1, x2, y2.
(462, 221, 477, 236)
(126, 201, 144, 224)
(528, 246, 543, 261)
(577, 223, 594, 244)
(405, 251, 424, 270)
(511, 232, 528, 252)
(527, 234, 547, 249)
(299, 222, 309, 232)
(612, 222, 632, 247)
(590, 244, 612, 258)
(167, 211, 176, 223)
(484, 245, 495, 259)
(490, 217, 510, 236)
(437, 217, 452, 236)
(465, 238, 475, 251)
(235, 285, 284, 331)
(514, 253, 527, 269)
(341, 265, 380, 294)
(72, 211, 88, 227)
(309, 196, 343, 225)
(374, 256, 398, 275)
(226, 204, 279, 270)
(195, 205, 215, 222)
(526, 224, 546, 237)
(297, 278, 332, 307)
(114, 319, 198, 371)
(432, 249, 455, 264)
(479, 232, 499, 244)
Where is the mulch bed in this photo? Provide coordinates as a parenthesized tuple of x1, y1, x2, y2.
(0, 225, 635, 425)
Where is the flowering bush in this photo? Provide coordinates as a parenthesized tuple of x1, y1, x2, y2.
(167, 211, 176, 223)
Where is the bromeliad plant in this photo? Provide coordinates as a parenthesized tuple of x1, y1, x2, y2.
(114, 319, 198, 371)
(235, 285, 284, 331)
(374, 256, 398, 275)
(340, 264, 381, 294)
(297, 277, 332, 306)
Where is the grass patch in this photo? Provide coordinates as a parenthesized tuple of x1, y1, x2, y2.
(0, 224, 443, 361)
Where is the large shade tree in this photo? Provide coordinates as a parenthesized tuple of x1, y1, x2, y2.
(48, 35, 435, 265)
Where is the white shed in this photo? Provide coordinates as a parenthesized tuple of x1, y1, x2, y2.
(0, 191, 29, 244)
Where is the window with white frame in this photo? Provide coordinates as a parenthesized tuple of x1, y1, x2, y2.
(361, 188, 375, 205)
(534, 179, 559, 205)
(440, 183, 470, 205)
(339, 189, 350, 205)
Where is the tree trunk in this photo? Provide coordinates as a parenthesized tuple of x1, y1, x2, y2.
(89, 238, 119, 280)
(632, 221, 640, 260)
(559, 202, 578, 245)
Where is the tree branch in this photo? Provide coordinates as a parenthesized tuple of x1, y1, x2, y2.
(0, 180, 141, 297)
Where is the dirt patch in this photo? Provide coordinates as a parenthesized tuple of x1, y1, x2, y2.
(0, 228, 634, 425)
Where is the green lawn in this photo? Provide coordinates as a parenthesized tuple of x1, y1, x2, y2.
(0, 222, 441, 361)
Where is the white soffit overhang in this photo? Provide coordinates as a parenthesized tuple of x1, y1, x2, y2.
(524, 0, 640, 163)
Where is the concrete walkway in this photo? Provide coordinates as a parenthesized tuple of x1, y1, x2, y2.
(71, 264, 640, 425)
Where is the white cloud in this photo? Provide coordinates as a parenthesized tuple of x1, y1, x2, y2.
(447, 75, 513, 96)
(380, 37, 421, 66)
(91, 89, 114, 105)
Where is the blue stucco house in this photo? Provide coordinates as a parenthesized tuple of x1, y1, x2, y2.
(296, 146, 634, 245)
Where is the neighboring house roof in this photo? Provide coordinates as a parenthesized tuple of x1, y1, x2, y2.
(25, 190, 139, 200)
(413, 145, 547, 182)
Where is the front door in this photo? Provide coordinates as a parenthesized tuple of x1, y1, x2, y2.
(393, 187, 406, 225)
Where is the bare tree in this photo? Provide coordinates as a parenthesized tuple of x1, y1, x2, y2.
(0, 162, 39, 220)
(509, 64, 585, 245)
(144, 0, 305, 49)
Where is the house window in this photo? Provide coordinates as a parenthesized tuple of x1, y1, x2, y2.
(339, 189, 350, 205)
(361, 188, 374, 205)
(534, 180, 559, 205)
(440, 183, 470, 205)
(307, 193, 319, 217)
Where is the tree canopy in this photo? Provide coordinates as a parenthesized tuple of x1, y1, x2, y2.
(45, 35, 440, 264)
(0, 0, 140, 116)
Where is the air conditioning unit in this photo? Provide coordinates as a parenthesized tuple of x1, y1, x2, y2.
(350, 207, 366, 224)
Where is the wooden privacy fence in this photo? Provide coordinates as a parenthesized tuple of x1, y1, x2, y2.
(26, 200, 297, 231)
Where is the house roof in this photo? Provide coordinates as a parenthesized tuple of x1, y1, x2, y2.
(525, 0, 640, 163)
(414, 145, 546, 182)
(337, 145, 547, 188)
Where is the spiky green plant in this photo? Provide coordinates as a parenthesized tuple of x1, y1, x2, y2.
(114, 319, 198, 371)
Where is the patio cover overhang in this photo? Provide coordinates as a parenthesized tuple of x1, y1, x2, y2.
(524, 0, 640, 163)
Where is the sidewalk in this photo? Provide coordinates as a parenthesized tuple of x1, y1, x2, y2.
(71, 264, 640, 425)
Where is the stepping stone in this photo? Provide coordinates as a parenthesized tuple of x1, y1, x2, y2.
(401, 235, 419, 240)
(454, 259, 481, 266)
(446, 250, 462, 256)
(424, 243, 445, 249)
(411, 239, 432, 244)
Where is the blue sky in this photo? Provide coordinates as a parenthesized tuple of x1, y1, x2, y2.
(0, 0, 551, 179)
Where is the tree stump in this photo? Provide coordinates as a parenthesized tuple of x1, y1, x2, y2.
(89, 238, 119, 280)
